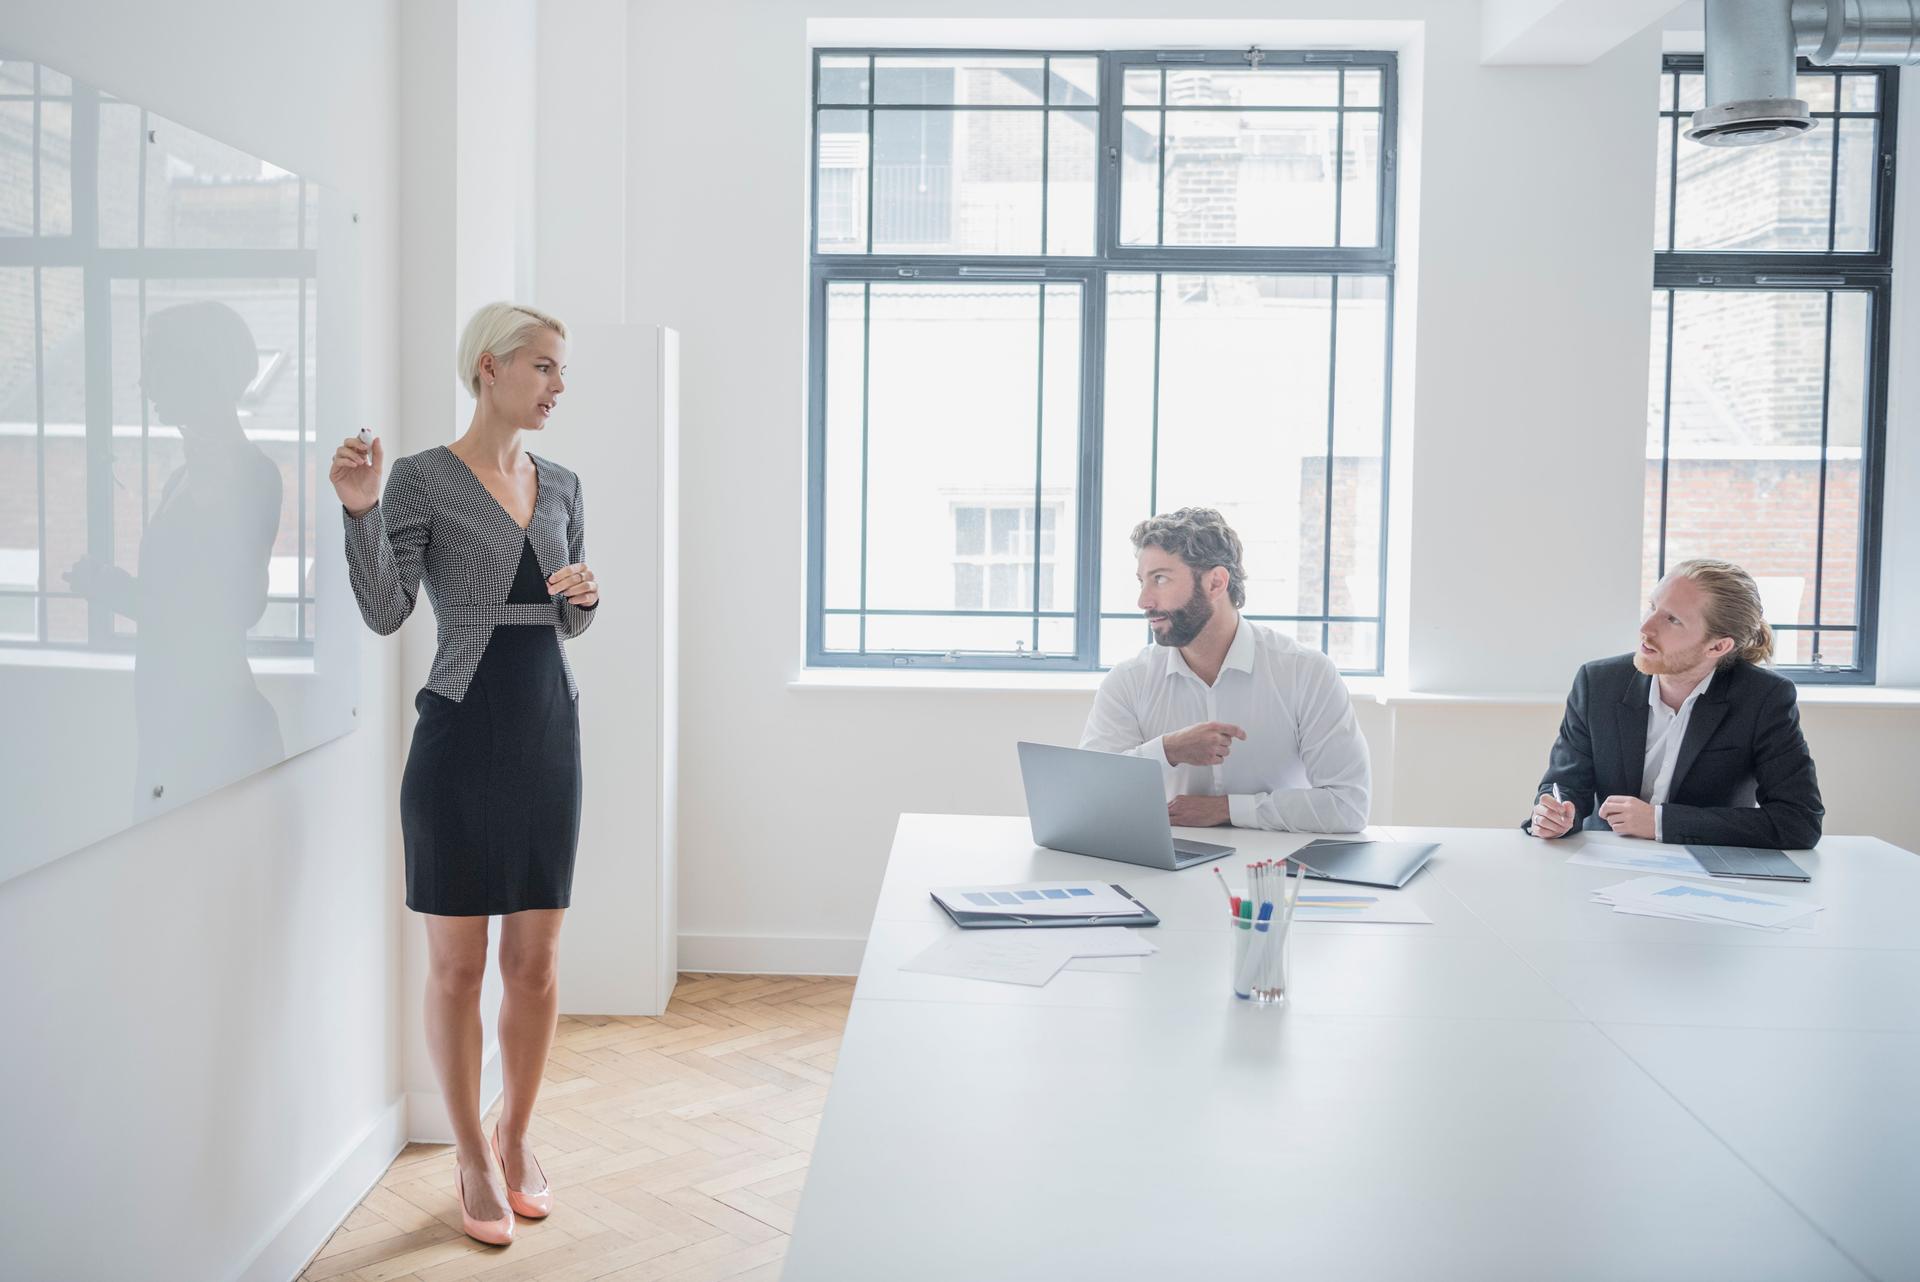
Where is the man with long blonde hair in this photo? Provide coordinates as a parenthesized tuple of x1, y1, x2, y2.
(1525, 559, 1822, 849)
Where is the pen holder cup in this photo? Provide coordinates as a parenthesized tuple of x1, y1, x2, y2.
(1229, 899, 1293, 1006)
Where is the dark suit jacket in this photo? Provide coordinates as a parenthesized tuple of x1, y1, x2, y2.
(1527, 654, 1823, 849)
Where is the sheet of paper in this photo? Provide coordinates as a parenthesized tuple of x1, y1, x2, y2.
(1064, 956, 1144, 974)
(932, 881, 1145, 918)
(1591, 877, 1823, 930)
(899, 932, 1075, 986)
(899, 927, 1157, 987)
(1233, 884, 1432, 925)
(1566, 842, 1712, 878)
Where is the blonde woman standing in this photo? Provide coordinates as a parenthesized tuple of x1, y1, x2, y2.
(330, 303, 599, 1246)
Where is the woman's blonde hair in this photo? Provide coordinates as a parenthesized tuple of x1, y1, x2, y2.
(1668, 558, 1774, 667)
(456, 302, 567, 399)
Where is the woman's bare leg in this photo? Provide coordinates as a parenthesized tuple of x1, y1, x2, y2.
(422, 913, 508, 1220)
(494, 908, 566, 1191)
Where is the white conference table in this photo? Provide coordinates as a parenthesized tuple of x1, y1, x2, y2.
(781, 816, 1920, 1282)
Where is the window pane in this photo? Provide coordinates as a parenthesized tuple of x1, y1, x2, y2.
(1656, 289, 1831, 636)
(865, 614, 1049, 653)
(40, 268, 87, 626)
(97, 100, 142, 248)
(1137, 274, 1334, 621)
(1678, 74, 1704, 111)
(1124, 68, 1161, 106)
(872, 110, 1041, 255)
(1797, 74, 1836, 113)
(0, 62, 35, 93)
(1339, 111, 1381, 247)
(1834, 118, 1877, 252)
(815, 110, 869, 254)
(1100, 275, 1158, 614)
(0, 102, 31, 235)
(0, 267, 37, 633)
(1658, 71, 1676, 112)
(822, 283, 867, 609)
(823, 613, 859, 652)
(1328, 277, 1388, 619)
(1814, 630, 1854, 668)
(39, 100, 70, 237)
(856, 281, 1081, 630)
(1046, 109, 1098, 256)
(1161, 109, 1340, 246)
(1329, 621, 1379, 672)
(1841, 75, 1877, 111)
(1818, 292, 1870, 635)
(1165, 67, 1339, 107)
(1119, 110, 1162, 245)
(1101, 615, 1150, 668)
(1345, 69, 1382, 108)
(1049, 57, 1099, 106)
(1037, 283, 1082, 616)
(1673, 121, 1835, 251)
(1653, 117, 1673, 250)
(875, 56, 1043, 106)
(819, 55, 870, 105)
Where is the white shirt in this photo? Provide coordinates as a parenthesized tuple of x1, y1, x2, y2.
(1080, 617, 1371, 833)
(1642, 670, 1714, 842)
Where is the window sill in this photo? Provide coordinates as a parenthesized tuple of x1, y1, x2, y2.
(787, 669, 1920, 708)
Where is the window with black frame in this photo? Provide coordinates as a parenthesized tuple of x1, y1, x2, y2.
(1648, 55, 1896, 682)
(806, 50, 1397, 672)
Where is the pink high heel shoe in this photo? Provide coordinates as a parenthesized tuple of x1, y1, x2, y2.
(492, 1125, 554, 1219)
(455, 1158, 515, 1246)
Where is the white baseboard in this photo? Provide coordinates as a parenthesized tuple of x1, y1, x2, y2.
(678, 931, 866, 976)
(234, 1096, 406, 1282)
(405, 1042, 504, 1143)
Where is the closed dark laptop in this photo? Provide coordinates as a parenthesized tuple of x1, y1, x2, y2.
(1293, 838, 1436, 889)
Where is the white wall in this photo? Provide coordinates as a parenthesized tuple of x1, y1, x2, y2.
(624, 0, 1920, 972)
(0, 2, 407, 1280)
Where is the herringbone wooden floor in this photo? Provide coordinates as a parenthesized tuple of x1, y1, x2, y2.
(297, 974, 853, 1282)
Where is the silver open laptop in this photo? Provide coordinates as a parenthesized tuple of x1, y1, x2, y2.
(1017, 741, 1236, 870)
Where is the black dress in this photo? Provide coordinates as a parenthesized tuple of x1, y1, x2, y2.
(399, 535, 582, 916)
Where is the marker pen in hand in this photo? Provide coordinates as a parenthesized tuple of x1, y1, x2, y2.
(357, 427, 375, 464)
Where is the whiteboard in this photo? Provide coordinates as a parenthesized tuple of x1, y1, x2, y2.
(0, 54, 362, 882)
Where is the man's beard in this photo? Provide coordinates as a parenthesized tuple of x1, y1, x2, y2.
(1633, 641, 1705, 676)
(1151, 579, 1213, 648)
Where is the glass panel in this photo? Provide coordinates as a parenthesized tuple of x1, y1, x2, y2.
(1345, 68, 1382, 108)
(39, 101, 71, 237)
(1046, 109, 1097, 255)
(1124, 68, 1161, 106)
(874, 56, 1043, 106)
(96, 100, 142, 248)
(864, 613, 1056, 654)
(1153, 274, 1334, 619)
(1049, 57, 1099, 106)
(862, 282, 1080, 624)
(818, 55, 870, 105)
(1100, 615, 1151, 668)
(1165, 67, 1339, 107)
(46, 595, 86, 645)
(1673, 120, 1834, 251)
(1818, 292, 1870, 634)
(1328, 277, 1388, 619)
(872, 109, 1042, 256)
(1658, 71, 1675, 112)
(1771, 626, 1809, 666)
(39, 268, 87, 628)
(814, 109, 869, 254)
(142, 115, 301, 249)
(1841, 74, 1877, 111)
(1036, 616, 1074, 655)
(1100, 275, 1158, 615)
(1678, 74, 1704, 111)
(1812, 630, 1854, 668)
(0, 61, 36, 93)
(1643, 291, 1671, 603)
(1796, 74, 1836, 113)
(1118, 110, 1161, 245)
(1652, 117, 1673, 251)
(0, 102, 31, 235)
(1833, 118, 1876, 252)
(0, 267, 36, 633)
(823, 613, 859, 652)
(822, 283, 867, 610)
(1339, 111, 1380, 247)
(1659, 290, 1828, 633)
(1329, 622, 1379, 672)
(1161, 109, 1339, 246)
(1036, 283, 1082, 620)
(39, 68, 72, 96)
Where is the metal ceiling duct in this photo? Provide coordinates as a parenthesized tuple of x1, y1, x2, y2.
(1689, 0, 1920, 147)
